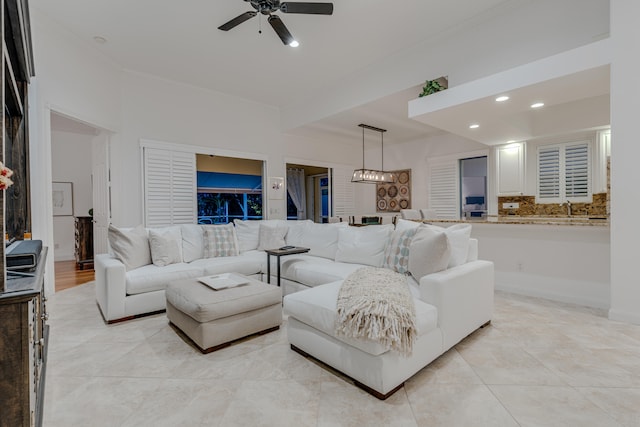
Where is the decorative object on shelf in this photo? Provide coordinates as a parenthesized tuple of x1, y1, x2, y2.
(377, 169, 411, 212)
(52, 181, 74, 216)
(0, 161, 13, 189)
(418, 76, 448, 97)
(352, 124, 396, 184)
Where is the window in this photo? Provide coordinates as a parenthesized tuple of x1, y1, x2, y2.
(537, 141, 590, 203)
(197, 172, 262, 224)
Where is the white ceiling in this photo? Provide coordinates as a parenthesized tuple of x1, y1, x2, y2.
(31, 0, 510, 109)
(34, 1, 610, 146)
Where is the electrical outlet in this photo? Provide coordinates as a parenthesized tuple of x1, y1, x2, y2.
(502, 203, 520, 209)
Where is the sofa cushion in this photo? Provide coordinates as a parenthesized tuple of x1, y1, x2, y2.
(283, 280, 438, 356)
(335, 224, 393, 267)
(285, 260, 365, 287)
(203, 223, 239, 257)
(181, 224, 204, 263)
(426, 223, 472, 268)
(285, 220, 312, 247)
(190, 250, 264, 276)
(233, 219, 261, 253)
(301, 222, 346, 260)
(148, 227, 183, 267)
(257, 222, 288, 250)
(108, 224, 151, 271)
(395, 218, 422, 233)
(383, 227, 418, 274)
(408, 227, 451, 280)
(125, 263, 204, 295)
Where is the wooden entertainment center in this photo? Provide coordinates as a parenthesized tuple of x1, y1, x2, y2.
(0, 0, 42, 426)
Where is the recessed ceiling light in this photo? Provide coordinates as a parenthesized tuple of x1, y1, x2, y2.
(289, 40, 299, 47)
(495, 96, 509, 102)
(469, 124, 480, 129)
(93, 36, 107, 44)
(531, 102, 545, 109)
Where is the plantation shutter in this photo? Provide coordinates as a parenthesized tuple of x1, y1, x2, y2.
(429, 162, 458, 219)
(143, 147, 196, 227)
(538, 146, 560, 200)
(332, 166, 355, 218)
(565, 143, 589, 198)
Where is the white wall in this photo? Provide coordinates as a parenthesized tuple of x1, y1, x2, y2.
(51, 131, 94, 260)
(609, 0, 640, 324)
(29, 9, 123, 293)
(114, 72, 363, 226)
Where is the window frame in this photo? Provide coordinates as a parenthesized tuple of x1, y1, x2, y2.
(536, 140, 592, 204)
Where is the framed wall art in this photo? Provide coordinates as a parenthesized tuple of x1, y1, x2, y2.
(52, 181, 74, 216)
(376, 169, 411, 212)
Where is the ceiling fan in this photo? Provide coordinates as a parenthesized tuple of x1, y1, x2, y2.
(218, 1, 334, 47)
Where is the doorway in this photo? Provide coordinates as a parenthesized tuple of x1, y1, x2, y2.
(459, 156, 487, 219)
(286, 163, 329, 222)
(50, 112, 111, 289)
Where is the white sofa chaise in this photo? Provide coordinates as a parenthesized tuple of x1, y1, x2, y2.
(284, 258, 494, 399)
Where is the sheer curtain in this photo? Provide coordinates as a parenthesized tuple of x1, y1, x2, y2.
(287, 168, 306, 219)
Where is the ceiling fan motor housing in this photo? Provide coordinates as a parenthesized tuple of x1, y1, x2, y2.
(248, 0, 281, 14)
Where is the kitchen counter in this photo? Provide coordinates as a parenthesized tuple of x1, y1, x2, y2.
(422, 216, 609, 227)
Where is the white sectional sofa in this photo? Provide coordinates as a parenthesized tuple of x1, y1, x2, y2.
(95, 218, 494, 398)
(95, 220, 493, 354)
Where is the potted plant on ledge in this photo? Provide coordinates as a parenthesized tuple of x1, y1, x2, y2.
(419, 76, 448, 97)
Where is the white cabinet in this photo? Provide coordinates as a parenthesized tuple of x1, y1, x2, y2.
(495, 143, 524, 196)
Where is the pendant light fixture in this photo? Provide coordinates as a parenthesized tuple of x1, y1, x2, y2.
(351, 124, 396, 184)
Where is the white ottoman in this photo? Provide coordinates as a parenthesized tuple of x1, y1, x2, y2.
(166, 275, 282, 353)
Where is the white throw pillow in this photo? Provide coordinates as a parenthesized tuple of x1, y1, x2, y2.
(335, 224, 393, 267)
(301, 222, 347, 259)
(257, 223, 288, 250)
(285, 220, 312, 247)
(180, 224, 204, 262)
(233, 219, 261, 252)
(148, 228, 183, 267)
(426, 223, 472, 268)
(383, 227, 419, 274)
(395, 218, 422, 233)
(408, 227, 451, 280)
(107, 224, 151, 271)
(203, 224, 239, 257)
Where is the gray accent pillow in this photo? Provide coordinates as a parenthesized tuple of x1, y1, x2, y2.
(108, 224, 151, 271)
(408, 227, 451, 280)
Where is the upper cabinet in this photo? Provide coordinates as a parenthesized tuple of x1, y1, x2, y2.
(495, 142, 525, 196)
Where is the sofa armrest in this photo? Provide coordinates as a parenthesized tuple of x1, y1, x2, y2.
(419, 260, 494, 350)
(95, 253, 127, 322)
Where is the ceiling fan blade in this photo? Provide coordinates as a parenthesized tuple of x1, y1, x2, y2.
(268, 15, 295, 45)
(218, 11, 257, 31)
(280, 2, 333, 15)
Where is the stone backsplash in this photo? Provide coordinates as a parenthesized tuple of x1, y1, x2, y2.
(498, 193, 608, 217)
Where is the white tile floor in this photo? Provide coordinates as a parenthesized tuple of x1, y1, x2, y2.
(43, 283, 640, 426)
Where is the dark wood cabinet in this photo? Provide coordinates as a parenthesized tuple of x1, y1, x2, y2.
(75, 216, 94, 269)
(0, 248, 48, 427)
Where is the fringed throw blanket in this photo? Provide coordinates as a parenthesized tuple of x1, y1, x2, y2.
(335, 267, 417, 356)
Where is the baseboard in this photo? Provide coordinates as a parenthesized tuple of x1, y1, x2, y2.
(54, 251, 74, 262)
(608, 308, 640, 325)
(495, 271, 610, 310)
